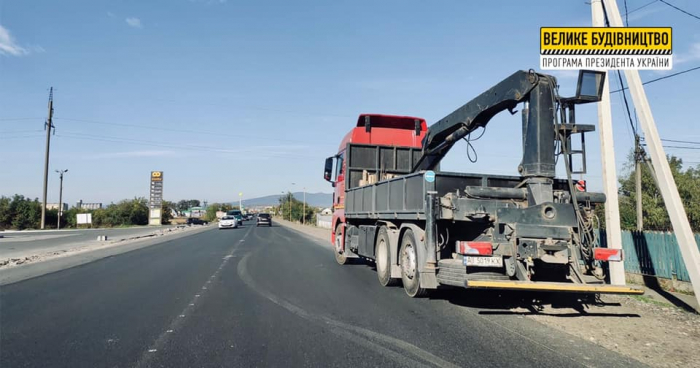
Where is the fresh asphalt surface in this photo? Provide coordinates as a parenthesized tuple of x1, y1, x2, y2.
(0, 227, 176, 259)
(0, 222, 644, 368)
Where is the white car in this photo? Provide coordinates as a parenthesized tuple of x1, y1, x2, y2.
(218, 216, 238, 229)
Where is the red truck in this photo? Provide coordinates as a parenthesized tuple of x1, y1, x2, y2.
(324, 70, 643, 298)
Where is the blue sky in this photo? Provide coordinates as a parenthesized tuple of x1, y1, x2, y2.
(1, 0, 699, 205)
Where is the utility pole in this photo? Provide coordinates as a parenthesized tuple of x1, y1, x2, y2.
(635, 136, 643, 231)
(302, 187, 306, 225)
(56, 169, 68, 230)
(591, 0, 626, 286)
(238, 193, 242, 212)
(603, 0, 700, 307)
(280, 191, 285, 217)
(40, 87, 55, 230)
(290, 183, 295, 222)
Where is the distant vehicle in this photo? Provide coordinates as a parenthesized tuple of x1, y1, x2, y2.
(256, 213, 272, 227)
(226, 210, 244, 223)
(218, 215, 238, 230)
(186, 218, 208, 226)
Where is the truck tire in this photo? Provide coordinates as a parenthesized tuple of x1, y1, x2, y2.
(334, 224, 349, 265)
(399, 229, 428, 297)
(376, 226, 399, 286)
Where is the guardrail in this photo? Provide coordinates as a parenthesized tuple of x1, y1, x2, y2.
(316, 215, 332, 229)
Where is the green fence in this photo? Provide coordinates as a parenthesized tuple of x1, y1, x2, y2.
(597, 230, 700, 282)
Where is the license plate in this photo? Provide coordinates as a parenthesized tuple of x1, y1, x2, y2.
(464, 256, 503, 268)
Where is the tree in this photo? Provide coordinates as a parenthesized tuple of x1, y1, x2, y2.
(278, 192, 315, 224)
(617, 152, 700, 232)
(175, 199, 202, 215)
(8, 195, 42, 230)
(161, 200, 174, 224)
(204, 203, 235, 222)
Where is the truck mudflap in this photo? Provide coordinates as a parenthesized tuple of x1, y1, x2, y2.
(464, 280, 644, 295)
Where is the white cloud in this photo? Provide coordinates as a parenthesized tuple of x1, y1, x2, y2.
(125, 17, 143, 29)
(0, 25, 30, 56)
(92, 150, 174, 159)
(674, 42, 700, 65)
(107, 12, 116, 18)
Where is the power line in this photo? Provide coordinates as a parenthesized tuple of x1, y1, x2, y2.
(55, 132, 319, 159)
(0, 134, 45, 140)
(659, 0, 700, 21)
(54, 117, 316, 145)
(661, 138, 700, 145)
(624, 0, 629, 26)
(610, 65, 700, 93)
(662, 145, 700, 150)
(0, 129, 44, 134)
(0, 117, 43, 121)
(147, 98, 354, 119)
(614, 70, 638, 136)
(628, 0, 659, 14)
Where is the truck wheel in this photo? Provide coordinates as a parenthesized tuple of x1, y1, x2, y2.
(376, 227, 399, 287)
(334, 224, 349, 265)
(399, 229, 428, 298)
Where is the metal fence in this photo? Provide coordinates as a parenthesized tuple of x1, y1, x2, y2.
(598, 229, 700, 282)
(316, 214, 332, 229)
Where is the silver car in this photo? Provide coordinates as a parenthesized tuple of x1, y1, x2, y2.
(218, 216, 238, 229)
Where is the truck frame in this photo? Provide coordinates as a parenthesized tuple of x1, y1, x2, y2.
(324, 70, 643, 297)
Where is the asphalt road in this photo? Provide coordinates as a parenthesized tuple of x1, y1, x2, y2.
(0, 222, 644, 368)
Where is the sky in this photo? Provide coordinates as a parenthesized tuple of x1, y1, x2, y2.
(1, 0, 699, 206)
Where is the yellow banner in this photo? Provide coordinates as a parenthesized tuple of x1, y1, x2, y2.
(540, 27, 672, 54)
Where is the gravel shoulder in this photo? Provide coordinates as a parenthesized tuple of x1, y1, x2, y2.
(276, 219, 700, 368)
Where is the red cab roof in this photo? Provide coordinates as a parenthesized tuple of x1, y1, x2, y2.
(337, 114, 428, 152)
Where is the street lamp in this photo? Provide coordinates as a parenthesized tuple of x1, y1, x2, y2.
(55, 169, 68, 229)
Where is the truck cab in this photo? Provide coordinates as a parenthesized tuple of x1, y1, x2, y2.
(324, 114, 428, 263)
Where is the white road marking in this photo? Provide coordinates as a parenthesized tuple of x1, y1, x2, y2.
(134, 225, 255, 368)
(237, 251, 461, 368)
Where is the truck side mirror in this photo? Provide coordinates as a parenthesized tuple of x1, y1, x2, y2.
(324, 157, 335, 182)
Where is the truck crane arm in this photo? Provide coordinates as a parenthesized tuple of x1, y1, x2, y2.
(413, 70, 555, 174)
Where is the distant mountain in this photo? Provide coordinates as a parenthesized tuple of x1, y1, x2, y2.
(231, 192, 333, 208)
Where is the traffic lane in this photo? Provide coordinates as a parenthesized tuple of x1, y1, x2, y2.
(276, 224, 644, 366)
(0, 225, 246, 368)
(146, 228, 399, 368)
(148, 224, 642, 367)
(0, 226, 190, 258)
(243, 226, 636, 367)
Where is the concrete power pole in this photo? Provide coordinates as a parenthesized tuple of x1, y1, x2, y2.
(303, 187, 306, 225)
(56, 169, 68, 230)
(603, 0, 700, 306)
(40, 87, 55, 230)
(591, 0, 626, 286)
(635, 136, 643, 231)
